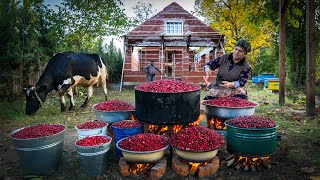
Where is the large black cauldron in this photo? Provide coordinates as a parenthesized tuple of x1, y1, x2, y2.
(135, 88, 200, 125)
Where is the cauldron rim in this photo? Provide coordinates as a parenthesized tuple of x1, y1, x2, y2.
(134, 86, 201, 94)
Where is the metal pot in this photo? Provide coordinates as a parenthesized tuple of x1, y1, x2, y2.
(203, 102, 258, 121)
(92, 103, 135, 124)
(225, 121, 279, 157)
(75, 123, 108, 139)
(116, 137, 169, 163)
(173, 147, 219, 163)
(135, 87, 201, 125)
(9, 124, 65, 174)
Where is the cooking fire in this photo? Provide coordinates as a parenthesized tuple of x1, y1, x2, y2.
(172, 156, 220, 177)
(224, 155, 277, 172)
(207, 117, 227, 130)
(144, 114, 205, 136)
(119, 157, 167, 178)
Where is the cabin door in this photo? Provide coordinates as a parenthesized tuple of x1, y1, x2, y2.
(165, 51, 174, 78)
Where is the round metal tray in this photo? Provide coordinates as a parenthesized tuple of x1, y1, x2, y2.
(172, 146, 219, 163)
(116, 137, 169, 163)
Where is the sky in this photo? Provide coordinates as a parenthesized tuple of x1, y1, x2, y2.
(44, 0, 199, 51)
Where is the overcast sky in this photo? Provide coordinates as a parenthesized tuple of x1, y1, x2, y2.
(44, 0, 199, 50)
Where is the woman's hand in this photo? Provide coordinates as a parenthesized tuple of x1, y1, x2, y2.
(219, 81, 233, 88)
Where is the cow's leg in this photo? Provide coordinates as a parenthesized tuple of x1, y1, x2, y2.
(101, 77, 108, 101)
(59, 94, 67, 112)
(81, 86, 93, 108)
(100, 70, 108, 101)
(67, 89, 75, 110)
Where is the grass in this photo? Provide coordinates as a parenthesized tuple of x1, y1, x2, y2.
(0, 84, 319, 179)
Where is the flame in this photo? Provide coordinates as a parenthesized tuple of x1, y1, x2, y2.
(173, 125, 183, 133)
(208, 118, 226, 130)
(189, 162, 201, 175)
(130, 114, 135, 121)
(235, 156, 270, 166)
(129, 163, 152, 174)
(148, 125, 168, 135)
(189, 114, 205, 126)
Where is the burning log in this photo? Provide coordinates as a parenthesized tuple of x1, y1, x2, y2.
(227, 157, 235, 167)
(262, 160, 271, 169)
(223, 155, 273, 171)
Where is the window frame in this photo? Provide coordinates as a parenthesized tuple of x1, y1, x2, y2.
(165, 21, 183, 35)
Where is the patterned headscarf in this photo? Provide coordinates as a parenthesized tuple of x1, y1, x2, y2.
(235, 38, 251, 54)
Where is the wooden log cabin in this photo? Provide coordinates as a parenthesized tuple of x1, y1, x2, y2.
(121, 2, 225, 86)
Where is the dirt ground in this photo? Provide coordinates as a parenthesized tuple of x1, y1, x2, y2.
(0, 119, 317, 180)
(0, 86, 319, 180)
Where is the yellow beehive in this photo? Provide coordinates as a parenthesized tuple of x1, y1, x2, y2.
(267, 80, 279, 90)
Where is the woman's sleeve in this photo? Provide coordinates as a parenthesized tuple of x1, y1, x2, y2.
(203, 56, 221, 73)
(237, 67, 252, 87)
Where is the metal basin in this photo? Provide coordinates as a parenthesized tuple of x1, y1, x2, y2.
(173, 147, 219, 163)
(9, 124, 65, 174)
(135, 87, 201, 125)
(92, 103, 135, 124)
(203, 101, 258, 121)
(116, 137, 169, 163)
(75, 123, 108, 139)
(225, 121, 279, 157)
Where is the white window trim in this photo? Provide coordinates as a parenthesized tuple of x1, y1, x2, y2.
(165, 21, 183, 35)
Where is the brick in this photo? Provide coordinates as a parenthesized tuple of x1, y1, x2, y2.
(204, 165, 211, 177)
(210, 163, 220, 174)
(180, 164, 189, 174)
(119, 157, 128, 165)
(151, 166, 161, 178)
(211, 156, 220, 165)
(119, 164, 129, 172)
(198, 166, 205, 177)
(180, 171, 189, 177)
(172, 157, 184, 171)
(120, 169, 130, 177)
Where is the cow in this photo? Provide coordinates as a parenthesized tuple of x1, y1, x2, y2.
(24, 52, 108, 115)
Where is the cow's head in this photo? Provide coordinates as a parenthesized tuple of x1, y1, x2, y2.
(24, 85, 47, 115)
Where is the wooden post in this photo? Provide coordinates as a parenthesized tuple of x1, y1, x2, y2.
(279, 0, 288, 106)
(306, 0, 316, 116)
(120, 35, 127, 92)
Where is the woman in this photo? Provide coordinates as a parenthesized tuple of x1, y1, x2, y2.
(203, 38, 252, 100)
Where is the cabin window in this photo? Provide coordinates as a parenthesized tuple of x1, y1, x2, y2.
(166, 22, 183, 35)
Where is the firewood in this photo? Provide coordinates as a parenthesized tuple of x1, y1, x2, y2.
(262, 160, 271, 169)
(255, 163, 262, 172)
(225, 155, 235, 161)
(250, 164, 256, 172)
(227, 157, 235, 167)
(235, 163, 242, 170)
(243, 165, 249, 171)
(267, 160, 279, 165)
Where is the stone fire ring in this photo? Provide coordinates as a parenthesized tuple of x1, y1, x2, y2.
(173, 147, 219, 163)
(116, 140, 169, 163)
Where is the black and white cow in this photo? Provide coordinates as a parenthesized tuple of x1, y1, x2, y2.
(24, 52, 108, 115)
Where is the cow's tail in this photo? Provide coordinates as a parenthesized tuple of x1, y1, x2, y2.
(98, 59, 109, 87)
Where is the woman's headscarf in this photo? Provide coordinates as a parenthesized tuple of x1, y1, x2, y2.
(235, 38, 251, 54)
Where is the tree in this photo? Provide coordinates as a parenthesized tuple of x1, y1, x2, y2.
(97, 38, 123, 83)
(56, 0, 130, 52)
(131, 1, 157, 26)
(195, 0, 275, 64)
